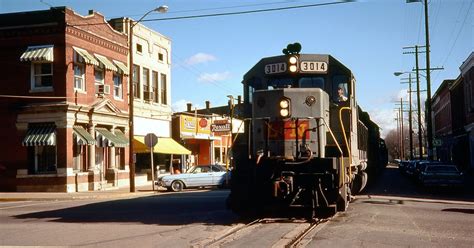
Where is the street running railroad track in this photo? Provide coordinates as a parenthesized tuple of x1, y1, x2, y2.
(193, 216, 332, 248)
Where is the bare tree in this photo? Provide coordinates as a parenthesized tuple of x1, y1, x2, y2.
(384, 129, 400, 161)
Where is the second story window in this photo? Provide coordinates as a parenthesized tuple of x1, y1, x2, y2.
(142, 67, 150, 96)
(20, 45, 54, 91)
(158, 52, 164, 62)
(94, 67, 104, 85)
(74, 62, 85, 91)
(32, 63, 53, 89)
(152, 71, 159, 103)
(132, 65, 140, 99)
(160, 73, 167, 105)
(113, 73, 123, 99)
(136, 44, 143, 54)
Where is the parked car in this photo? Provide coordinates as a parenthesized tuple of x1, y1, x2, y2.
(398, 160, 410, 174)
(414, 160, 443, 178)
(418, 164, 464, 187)
(156, 164, 231, 192)
(405, 160, 421, 177)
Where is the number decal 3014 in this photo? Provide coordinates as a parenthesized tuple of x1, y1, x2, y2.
(300, 61, 328, 72)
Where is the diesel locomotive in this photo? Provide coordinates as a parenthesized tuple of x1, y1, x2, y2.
(227, 44, 387, 218)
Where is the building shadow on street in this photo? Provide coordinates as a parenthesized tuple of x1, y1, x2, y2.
(13, 190, 241, 226)
(363, 164, 474, 203)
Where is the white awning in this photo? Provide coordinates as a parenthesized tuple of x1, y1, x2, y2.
(94, 54, 118, 72)
(73, 47, 99, 66)
(113, 60, 129, 75)
(20, 45, 54, 62)
(22, 123, 56, 146)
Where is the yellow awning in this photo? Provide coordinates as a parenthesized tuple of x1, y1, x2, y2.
(134, 136, 191, 155)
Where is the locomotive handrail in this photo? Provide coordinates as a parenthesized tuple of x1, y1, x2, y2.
(320, 117, 345, 187)
(339, 107, 352, 165)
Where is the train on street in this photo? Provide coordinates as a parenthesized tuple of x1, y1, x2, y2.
(227, 43, 388, 218)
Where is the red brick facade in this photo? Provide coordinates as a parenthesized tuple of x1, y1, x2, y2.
(432, 52, 474, 172)
(0, 7, 131, 192)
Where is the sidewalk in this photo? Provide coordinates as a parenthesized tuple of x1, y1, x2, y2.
(0, 182, 161, 202)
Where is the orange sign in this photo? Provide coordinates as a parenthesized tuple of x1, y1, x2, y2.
(268, 120, 310, 140)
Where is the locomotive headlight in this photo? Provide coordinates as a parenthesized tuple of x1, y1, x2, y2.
(280, 109, 290, 117)
(289, 56, 297, 64)
(288, 55, 299, 73)
(279, 99, 289, 108)
(279, 98, 291, 117)
(289, 65, 298, 72)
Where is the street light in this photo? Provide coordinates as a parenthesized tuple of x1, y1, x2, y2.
(394, 71, 423, 160)
(407, 0, 433, 160)
(128, 5, 168, 192)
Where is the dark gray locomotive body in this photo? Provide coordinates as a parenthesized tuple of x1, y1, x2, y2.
(228, 53, 386, 217)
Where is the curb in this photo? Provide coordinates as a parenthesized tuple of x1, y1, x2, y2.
(0, 190, 160, 202)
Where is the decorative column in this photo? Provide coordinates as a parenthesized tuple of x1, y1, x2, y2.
(88, 124, 97, 171)
(88, 124, 99, 191)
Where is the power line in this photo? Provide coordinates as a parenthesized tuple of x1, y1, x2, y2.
(145, 1, 300, 16)
(67, 1, 354, 27)
(440, 0, 472, 68)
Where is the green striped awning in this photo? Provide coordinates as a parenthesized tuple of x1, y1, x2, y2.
(20, 45, 54, 62)
(114, 130, 129, 145)
(22, 123, 56, 146)
(95, 128, 127, 147)
(113, 60, 129, 75)
(73, 47, 99, 66)
(73, 125, 96, 145)
(94, 54, 117, 72)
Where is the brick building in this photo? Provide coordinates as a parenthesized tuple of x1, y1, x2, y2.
(459, 52, 474, 172)
(431, 52, 474, 172)
(432, 79, 454, 162)
(0, 7, 131, 192)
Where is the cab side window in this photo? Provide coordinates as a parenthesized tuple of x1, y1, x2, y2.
(333, 75, 348, 103)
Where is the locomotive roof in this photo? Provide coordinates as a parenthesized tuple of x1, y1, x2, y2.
(243, 54, 352, 81)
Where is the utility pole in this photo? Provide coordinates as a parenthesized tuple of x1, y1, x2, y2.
(400, 99, 404, 160)
(395, 100, 409, 160)
(403, 45, 425, 160)
(400, 74, 414, 159)
(423, 0, 433, 160)
(395, 113, 400, 160)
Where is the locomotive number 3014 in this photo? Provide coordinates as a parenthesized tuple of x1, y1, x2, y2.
(265, 63, 287, 74)
(300, 61, 328, 73)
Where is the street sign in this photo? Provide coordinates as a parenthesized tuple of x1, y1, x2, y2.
(433, 139, 442, 147)
(144, 133, 158, 148)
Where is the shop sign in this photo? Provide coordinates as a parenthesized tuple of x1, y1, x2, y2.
(180, 114, 211, 137)
(211, 120, 231, 133)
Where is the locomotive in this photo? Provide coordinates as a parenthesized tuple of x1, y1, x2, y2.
(227, 44, 387, 218)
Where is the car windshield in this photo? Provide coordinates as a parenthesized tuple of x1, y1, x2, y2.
(426, 165, 458, 173)
(186, 165, 225, 173)
(186, 166, 210, 173)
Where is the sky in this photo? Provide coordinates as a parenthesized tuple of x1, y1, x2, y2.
(1, 0, 472, 137)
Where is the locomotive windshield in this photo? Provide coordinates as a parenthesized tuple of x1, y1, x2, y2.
(266, 76, 325, 89)
(298, 77, 324, 88)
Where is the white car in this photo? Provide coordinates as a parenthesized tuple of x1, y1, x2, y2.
(156, 164, 231, 192)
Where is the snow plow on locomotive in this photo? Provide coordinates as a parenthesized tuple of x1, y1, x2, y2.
(227, 44, 387, 218)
